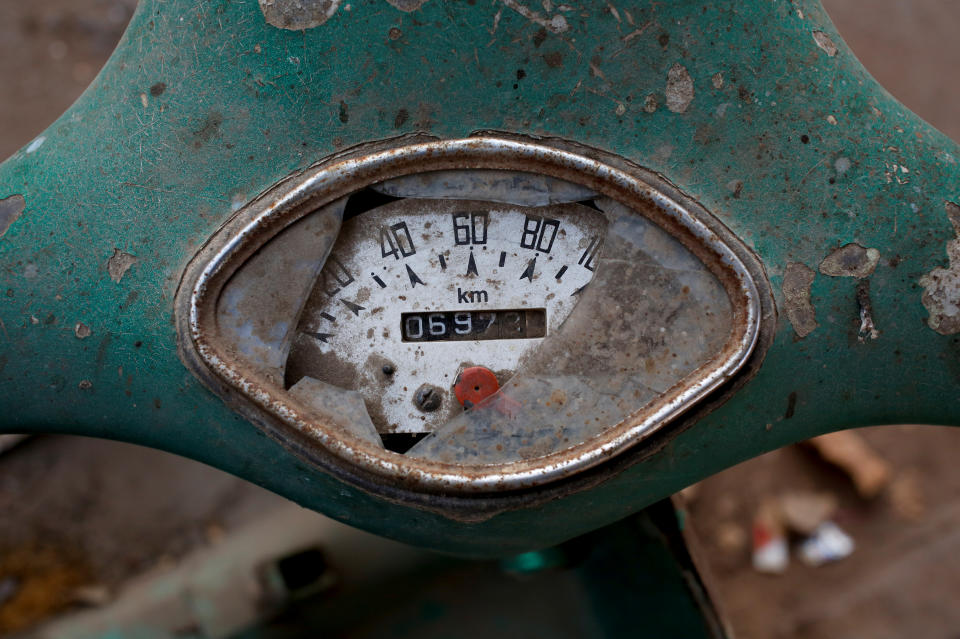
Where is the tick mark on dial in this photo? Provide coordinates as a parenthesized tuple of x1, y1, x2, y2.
(306, 331, 334, 343)
(555, 265, 568, 281)
(341, 299, 366, 315)
(498, 251, 506, 267)
(320, 312, 336, 323)
(438, 254, 447, 270)
(405, 264, 425, 288)
(466, 250, 479, 277)
(519, 256, 537, 282)
(371, 273, 387, 288)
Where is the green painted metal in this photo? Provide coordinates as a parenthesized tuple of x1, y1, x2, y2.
(1, 0, 958, 557)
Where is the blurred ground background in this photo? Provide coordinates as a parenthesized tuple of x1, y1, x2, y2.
(2, 1, 960, 637)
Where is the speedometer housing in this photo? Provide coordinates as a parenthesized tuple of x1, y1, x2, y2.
(175, 133, 774, 510)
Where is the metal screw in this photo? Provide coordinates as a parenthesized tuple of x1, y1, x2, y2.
(413, 384, 442, 412)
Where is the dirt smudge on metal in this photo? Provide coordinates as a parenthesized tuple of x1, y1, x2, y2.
(191, 111, 223, 148)
(726, 179, 743, 198)
(666, 63, 694, 114)
(783, 262, 818, 338)
(784, 391, 797, 419)
(812, 30, 838, 56)
(919, 202, 960, 334)
(819, 243, 880, 279)
(543, 51, 564, 68)
(0, 195, 25, 239)
(107, 249, 137, 283)
(258, 0, 341, 31)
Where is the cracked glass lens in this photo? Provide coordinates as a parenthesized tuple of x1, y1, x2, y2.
(277, 170, 733, 459)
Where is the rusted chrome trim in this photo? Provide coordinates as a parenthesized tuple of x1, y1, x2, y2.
(179, 136, 763, 495)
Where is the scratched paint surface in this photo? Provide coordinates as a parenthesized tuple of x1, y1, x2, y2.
(1, 0, 960, 556)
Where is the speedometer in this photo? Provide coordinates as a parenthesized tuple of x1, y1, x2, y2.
(177, 136, 770, 500)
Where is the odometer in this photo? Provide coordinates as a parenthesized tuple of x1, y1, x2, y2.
(400, 309, 547, 342)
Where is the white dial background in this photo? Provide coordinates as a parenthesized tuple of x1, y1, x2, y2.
(288, 198, 607, 433)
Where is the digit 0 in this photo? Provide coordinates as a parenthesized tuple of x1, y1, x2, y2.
(405, 315, 424, 339)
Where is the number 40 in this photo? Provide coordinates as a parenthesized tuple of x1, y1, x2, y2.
(380, 221, 416, 260)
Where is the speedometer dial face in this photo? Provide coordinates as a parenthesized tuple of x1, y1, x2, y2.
(285, 198, 607, 434)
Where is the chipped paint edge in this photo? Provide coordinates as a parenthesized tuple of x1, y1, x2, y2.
(919, 202, 960, 334)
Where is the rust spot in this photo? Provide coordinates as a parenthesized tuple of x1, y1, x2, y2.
(532, 28, 548, 48)
(785, 391, 797, 419)
(542, 51, 564, 68)
(74, 322, 92, 339)
(149, 82, 166, 96)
